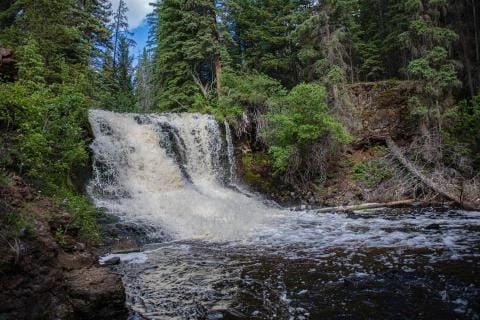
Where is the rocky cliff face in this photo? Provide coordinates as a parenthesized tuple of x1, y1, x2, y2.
(0, 175, 128, 320)
(236, 80, 418, 206)
(341, 80, 417, 144)
(0, 48, 17, 82)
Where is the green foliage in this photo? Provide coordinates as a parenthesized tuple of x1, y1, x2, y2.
(0, 27, 100, 243)
(293, 1, 356, 84)
(443, 96, 480, 170)
(241, 152, 271, 190)
(5, 212, 36, 239)
(407, 47, 459, 98)
(54, 228, 67, 246)
(218, 71, 285, 120)
(152, 0, 221, 110)
(225, 0, 305, 87)
(0, 37, 92, 191)
(353, 160, 392, 188)
(263, 83, 351, 175)
(54, 191, 101, 244)
(0, 171, 9, 187)
(0, 83, 90, 190)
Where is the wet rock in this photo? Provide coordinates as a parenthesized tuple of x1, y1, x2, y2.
(426, 223, 441, 230)
(65, 267, 127, 319)
(102, 256, 121, 265)
(111, 239, 141, 254)
(0, 174, 128, 320)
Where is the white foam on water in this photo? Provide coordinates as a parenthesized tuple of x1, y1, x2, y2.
(88, 110, 480, 253)
(100, 252, 148, 265)
(88, 110, 279, 241)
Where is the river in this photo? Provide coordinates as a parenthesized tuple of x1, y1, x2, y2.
(89, 110, 480, 320)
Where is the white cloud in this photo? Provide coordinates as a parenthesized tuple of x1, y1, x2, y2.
(110, 0, 153, 29)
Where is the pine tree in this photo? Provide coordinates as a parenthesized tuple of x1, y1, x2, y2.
(80, 0, 113, 70)
(105, 0, 136, 111)
(111, 0, 131, 71)
(117, 35, 134, 93)
(135, 48, 153, 111)
(224, 0, 305, 87)
(111, 35, 135, 111)
(293, 0, 360, 107)
(403, 1, 459, 113)
(153, 0, 222, 110)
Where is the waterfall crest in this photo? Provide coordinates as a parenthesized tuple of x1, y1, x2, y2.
(88, 110, 275, 240)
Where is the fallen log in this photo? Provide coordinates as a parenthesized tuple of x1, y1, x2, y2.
(385, 137, 479, 211)
(316, 199, 417, 213)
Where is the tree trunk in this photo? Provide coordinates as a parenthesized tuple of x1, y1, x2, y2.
(386, 137, 479, 211)
(472, 0, 479, 62)
(215, 52, 222, 96)
(112, 2, 122, 71)
(316, 200, 417, 213)
(211, 2, 222, 98)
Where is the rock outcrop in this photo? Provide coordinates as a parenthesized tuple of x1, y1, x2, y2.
(0, 47, 17, 81)
(0, 174, 128, 320)
(342, 80, 417, 145)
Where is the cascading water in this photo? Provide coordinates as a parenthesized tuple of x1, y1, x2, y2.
(89, 110, 480, 320)
(88, 110, 276, 240)
(224, 120, 237, 184)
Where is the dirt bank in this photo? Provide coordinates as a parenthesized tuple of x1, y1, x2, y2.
(0, 174, 128, 320)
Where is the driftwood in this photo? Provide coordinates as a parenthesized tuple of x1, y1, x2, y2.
(386, 137, 479, 211)
(316, 199, 416, 213)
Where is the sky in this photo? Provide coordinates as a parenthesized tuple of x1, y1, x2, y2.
(109, 0, 153, 58)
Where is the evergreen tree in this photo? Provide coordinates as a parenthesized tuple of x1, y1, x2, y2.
(293, 0, 359, 107)
(136, 48, 153, 111)
(153, 0, 222, 110)
(111, 0, 131, 70)
(113, 35, 135, 111)
(103, 0, 136, 111)
(117, 36, 134, 93)
(402, 0, 460, 135)
(224, 0, 305, 87)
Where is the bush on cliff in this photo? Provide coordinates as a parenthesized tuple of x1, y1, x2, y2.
(262, 83, 351, 186)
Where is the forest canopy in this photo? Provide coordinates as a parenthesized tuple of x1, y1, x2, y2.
(0, 0, 479, 194)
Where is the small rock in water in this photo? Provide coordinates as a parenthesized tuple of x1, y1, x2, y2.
(103, 256, 121, 266)
(425, 223, 441, 230)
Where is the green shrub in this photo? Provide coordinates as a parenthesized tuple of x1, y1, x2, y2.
(262, 83, 351, 183)
(54, 191, 100, 244)
(0, 41, 91, 192)
(443, 95, 480, 172)
(54, 227, 66, 246)
(218, 70, 285, 121)
(353, 160, 391, 188)
(5, 212, 36, 239)
(0, 172, 9, 187)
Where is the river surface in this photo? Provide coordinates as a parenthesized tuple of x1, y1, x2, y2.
(89, 110, 480, 319)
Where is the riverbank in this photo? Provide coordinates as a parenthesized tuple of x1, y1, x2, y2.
(0, 173, 127, 320)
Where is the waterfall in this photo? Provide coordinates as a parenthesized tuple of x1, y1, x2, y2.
(88, 110, 275, 240)
(224, 120, 236, 184)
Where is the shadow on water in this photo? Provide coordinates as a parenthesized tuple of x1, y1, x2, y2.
(115, 209, 480, 320)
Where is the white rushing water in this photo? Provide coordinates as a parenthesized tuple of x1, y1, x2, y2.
(88, 110, 480, 251)
(89, 110, 480, 320)
(88, 110, 278, 241)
